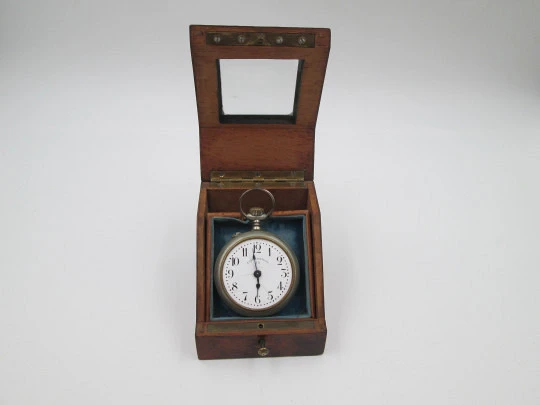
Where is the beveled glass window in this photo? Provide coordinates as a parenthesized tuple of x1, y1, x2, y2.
(217, 59, 304, 124)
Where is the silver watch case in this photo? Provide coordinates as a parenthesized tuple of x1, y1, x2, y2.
(214, 229, 300, 317)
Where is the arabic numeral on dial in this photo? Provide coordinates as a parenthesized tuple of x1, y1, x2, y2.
(254, 244, 262, 253)
(278, 281, 284, 291)
(281, 269, 289, 278)
(226, 269, 234, 277)
(243, 291, 248, 301)
(268, 247, 271, 256)
(231, 257, 239, 266)
(277, 256, 283, 265)
(242, 247, 248, 256)
(267, 291, 273, 300)
(254, 296, 261, 304)
(232, 282, 238, 290)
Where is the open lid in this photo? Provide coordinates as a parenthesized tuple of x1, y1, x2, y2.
(190, 25, 331, 182)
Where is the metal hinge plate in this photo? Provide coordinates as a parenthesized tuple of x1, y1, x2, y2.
(210, 170, 305, 188)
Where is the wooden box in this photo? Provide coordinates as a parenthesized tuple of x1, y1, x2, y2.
(190, 25, 331, 359)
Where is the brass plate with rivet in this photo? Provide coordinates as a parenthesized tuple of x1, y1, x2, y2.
(207, 32, 316, 47)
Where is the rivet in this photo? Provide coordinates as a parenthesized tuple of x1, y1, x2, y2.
(275, 36, 283, 45)
(213, 35, 221, 44)
(298, 36, 306, 45)
(238, 34, 246, 44)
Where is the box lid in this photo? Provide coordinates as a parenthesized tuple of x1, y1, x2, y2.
(190, 25, 331, 182)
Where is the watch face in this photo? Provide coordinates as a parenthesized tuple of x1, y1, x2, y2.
(215, 234, 298, 316)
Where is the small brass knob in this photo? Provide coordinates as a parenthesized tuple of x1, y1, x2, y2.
(258, 338, 269, 357)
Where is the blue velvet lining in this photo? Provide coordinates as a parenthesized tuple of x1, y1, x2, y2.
(210, 215, 311, 321)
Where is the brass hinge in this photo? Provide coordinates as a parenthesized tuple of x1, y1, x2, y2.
(210, 170, 305, 188)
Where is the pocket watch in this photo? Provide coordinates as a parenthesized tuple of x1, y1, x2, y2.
(214, 188, 300, 317)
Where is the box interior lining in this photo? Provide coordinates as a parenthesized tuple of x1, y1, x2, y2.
(210, 214, 311, 321)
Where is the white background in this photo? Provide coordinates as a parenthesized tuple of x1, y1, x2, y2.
(1, 1, 539, 404)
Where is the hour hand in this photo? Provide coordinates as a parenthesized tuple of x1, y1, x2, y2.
(255, 273, 261, 299)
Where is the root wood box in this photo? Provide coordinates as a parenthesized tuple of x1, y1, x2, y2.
(190, 25, 331, 359)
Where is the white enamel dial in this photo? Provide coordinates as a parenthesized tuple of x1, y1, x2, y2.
(215, 234, 299, 316)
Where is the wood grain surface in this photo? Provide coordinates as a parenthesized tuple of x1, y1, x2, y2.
(190, 25, 331, 181)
